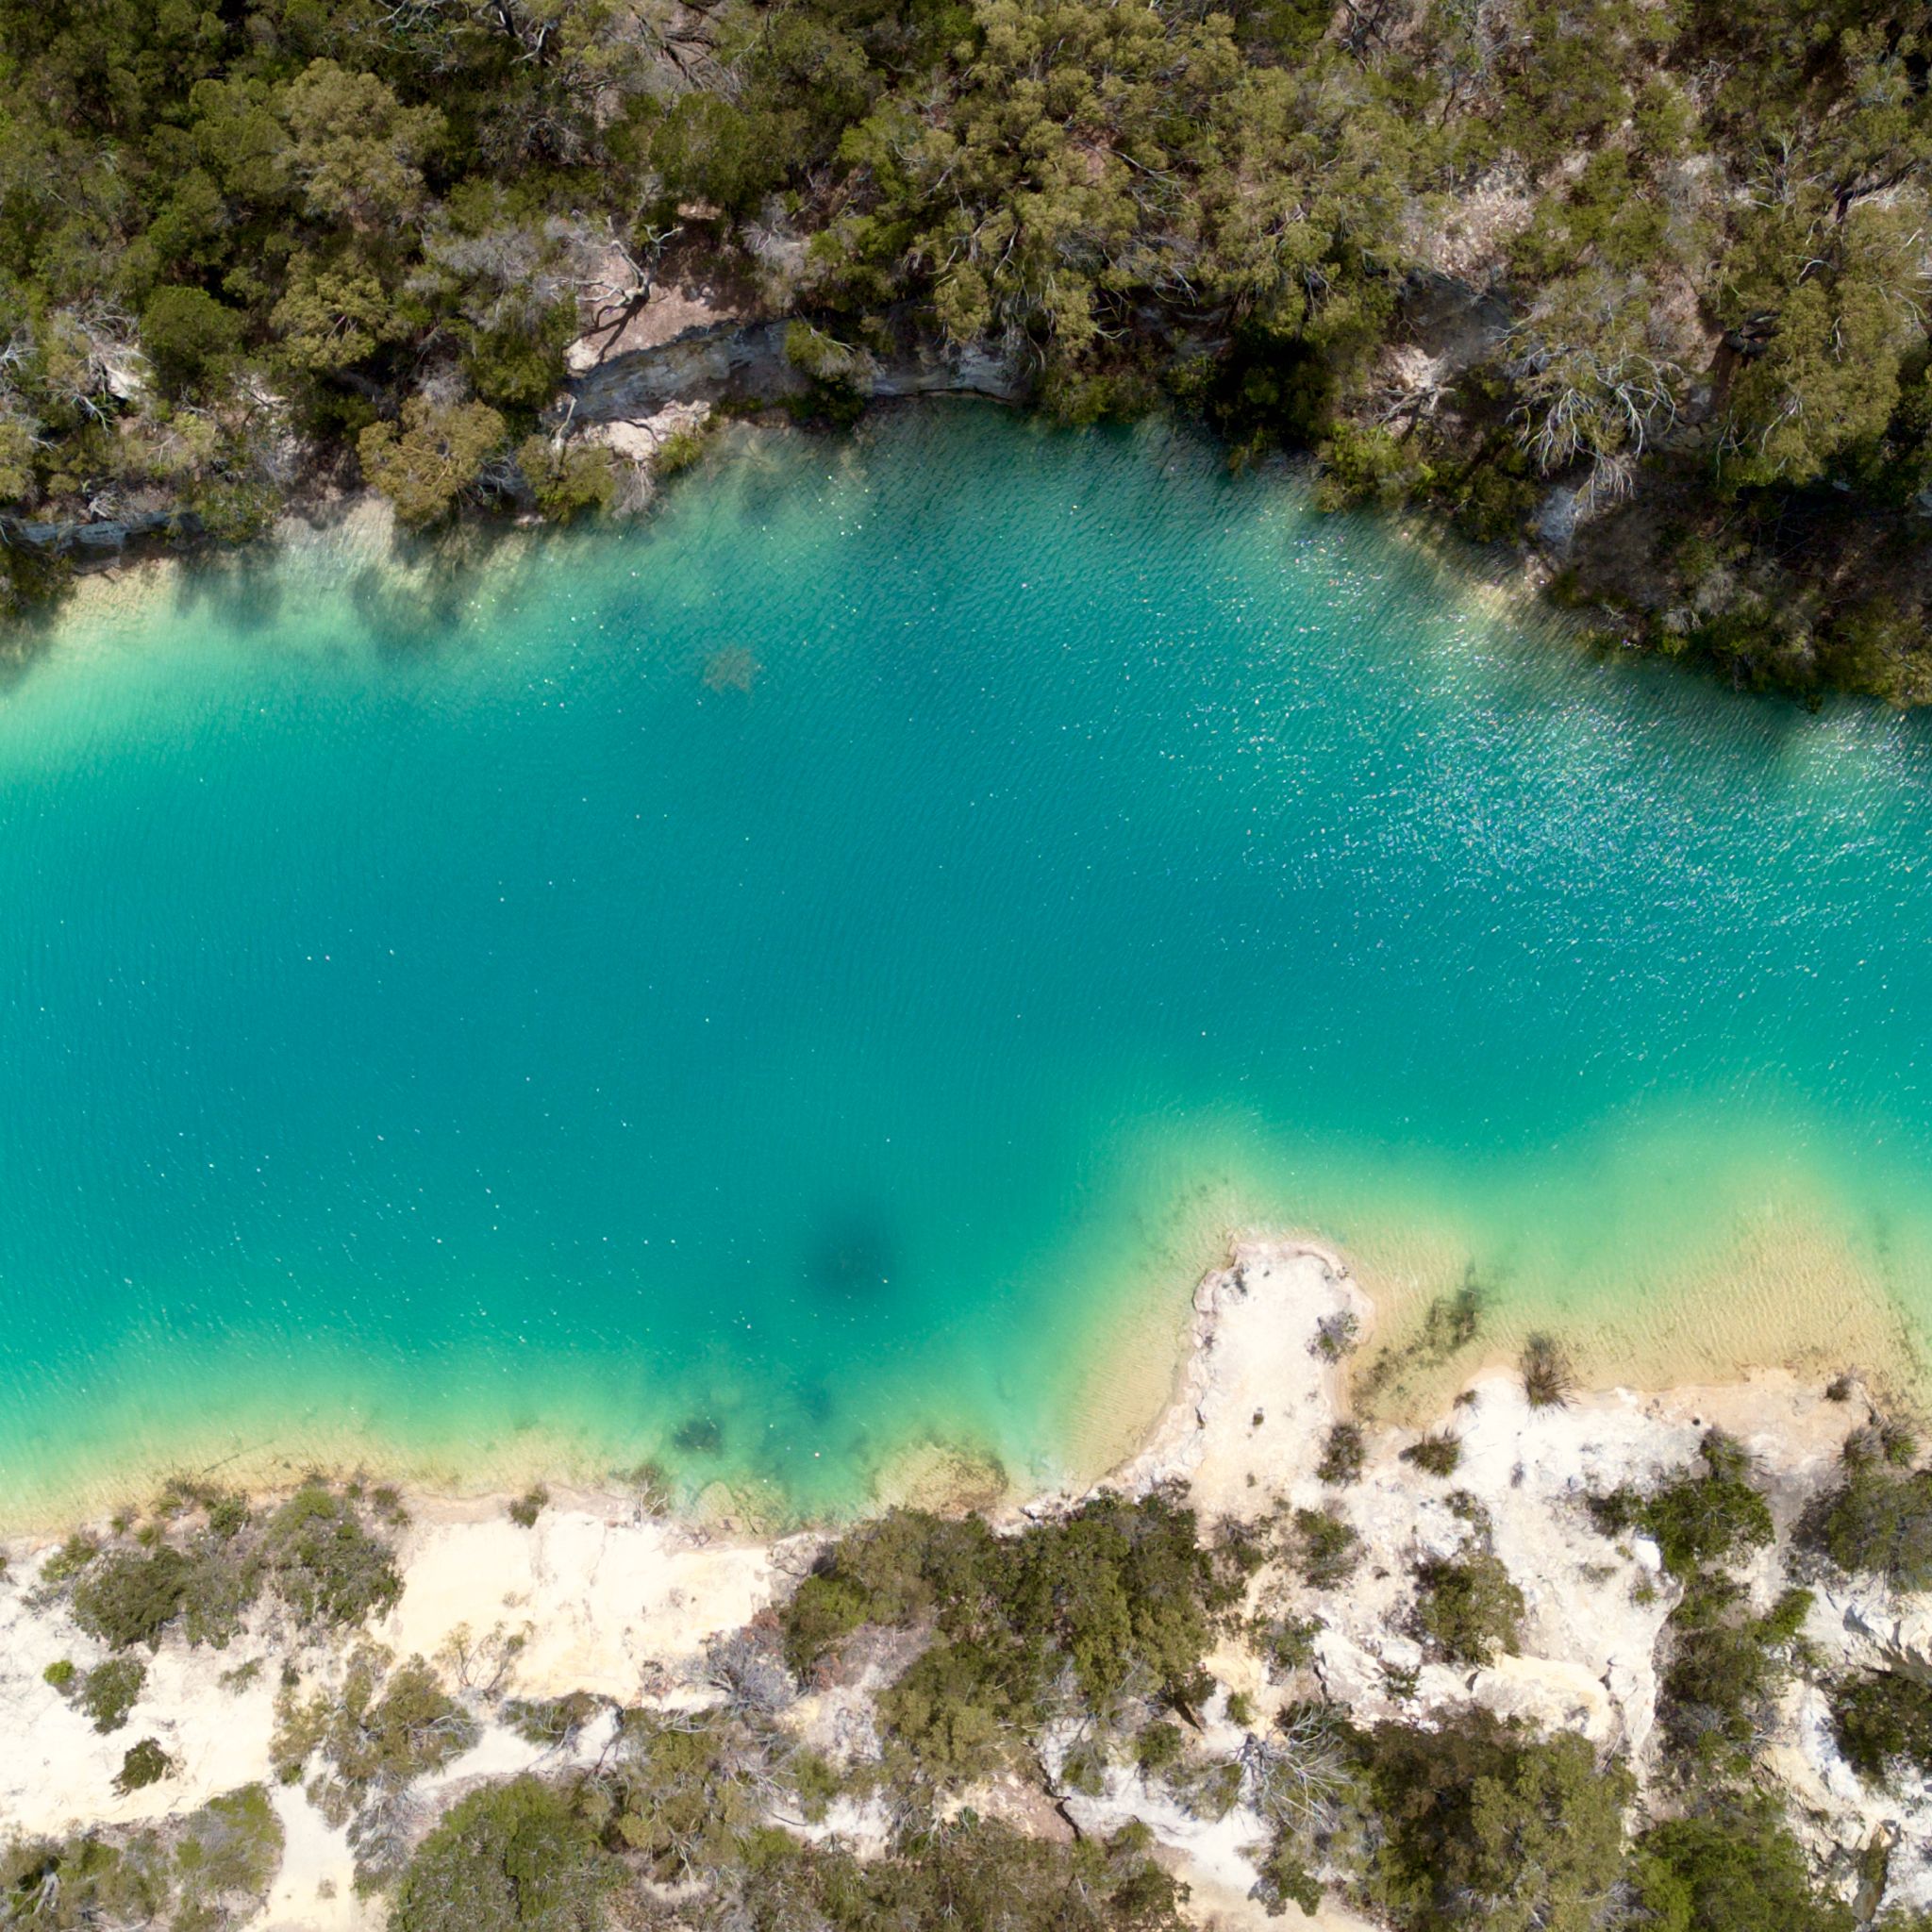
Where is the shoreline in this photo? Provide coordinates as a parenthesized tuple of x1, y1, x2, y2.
(2, 1201, 1922, 1542)
(7, 1237, 1932, 1924)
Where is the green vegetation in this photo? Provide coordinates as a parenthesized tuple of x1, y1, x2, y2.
(1804, 1463, 1932, 1591)
(76, 1657, 146, 1734)
(1591, 1429, 1774, 1580)
(1348, 1718, 1631, 1932)
(1830, 1668, 1932, 1786)
(1289, 1507, 1361, 1590)
(1316, 1423, 1365, 1486)
(508, 1485, 549, 1530)
(1520, 1334, 1575, 1409)
(780, 1491, 1242, 1712)
(36, 1478, 397, 1656)
(1657, 1579, 1812, 1777)
(1414, 1549, 1524, 1665)
(389, 1777, 612, 1932)
(114, 1739, 174, 1794)
(0, 1785, 282, 1932)
(1630, 1799, 1857, 1932)
(1401, 1432, 1461, 1477)
(273, 1649, 479, 1823)
(258, 1481, 403, 1628)
(4, 0, 1932, 692)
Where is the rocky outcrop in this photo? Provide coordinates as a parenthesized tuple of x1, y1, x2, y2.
(1, 508, 206, 570)
(562, 318, 1028, 426)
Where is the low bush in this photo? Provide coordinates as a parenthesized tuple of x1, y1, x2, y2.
(1803, 1466, 1932, 1591)
(1520, 1333, 1575, 1408)
(71, 1549, 192, 1651)
(1591, 1430, 1774, 1580)
(1630, 1798, 1857, 1932)
(1401, 1432, 1461, 1477)
(77, 1658, 146, 1734)
(114, 1740, 173, 1794)
(1255, 1611, 1322, 1677)
(260, 1484, 402, 1629)
(1317, 1423, 1366, 1485)
(1415, 1550, 1524, 1665)
(1657, 1580, 1811, 1776)
(274, 1651, 477, 1822)
(0, 1784, 281, 1930)
(780, 1493, 1237, 1712)
(389, 1776, 613, 1932)
(1291, 1507, 1361, 1589)
(1349, 1717, 1631, 1932)
(1830, 1668, 1932, 1784)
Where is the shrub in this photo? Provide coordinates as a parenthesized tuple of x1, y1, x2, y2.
(42, 1659, 75, 1691)
(598, 1708, 768, 1881)
(1594, 1429, 1774, 1580)
(1291, 1507, 1361, 1589)
(1415, 1550, 1524, 1665)
(505, 1692, 603, 1748)
(175, 1783, 284, 1904)
(78, 1657, 146, 1733)
(41, 1533, 101, 1585)
(1311, 1310, 1359, 1360)
(514, 438, 614, 524)
(1255, 1611, 1322, 1676)
(653, 425, 708, 477)
(1631, 1799, 1856, 1932)
(781, 1494, 1232, 1709)
(390, 1776, 614, 1932)
(1136, 1721, 1184, 1775)
(358, 398, 507, 530)
(260, 1484, 402, 1628)
(114, 1739, 173, 1793)
(274, 1650, 477, 1821)
(1520, 1333, 1575, 1408)
(1804, 1467, 1932, 1591)
(1317, 1422, 1366, 1485)
(1657, 1579, 1812, 1775)
(1402, 1432, 1462, 1477)
(1352, 1718, 1631, 1932)
(1830, 1668, 1932, 1784)
(71, 1548, 192, 1650)
(0, 1784, 282, 1930)
(508, 1486, 548, 1529)
(141, 286, 242, 389)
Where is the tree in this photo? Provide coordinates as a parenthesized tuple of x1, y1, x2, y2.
(358, 398, 507, 529)
(1632, 1800, 1857, 1932)
(270, 265, 401, 375)
(279, 61, 441, 227)
(1352, 1718, 1632, 1932)
(390, 1777, 614, 1932)
(140, 287, 240, 390)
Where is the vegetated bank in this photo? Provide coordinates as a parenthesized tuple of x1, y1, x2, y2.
(4, 0, 1932, 699)
(6, 1245, 1932, 1930)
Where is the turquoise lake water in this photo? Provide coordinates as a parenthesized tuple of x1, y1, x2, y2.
(6, 408, 1932, 1522)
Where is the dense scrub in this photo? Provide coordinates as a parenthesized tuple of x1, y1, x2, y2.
(35, 1476, 402, 1648)
(0, 1785, 283, 1931)
(5, 0, 1932, 695)
(8, 1468, 1912, 1930)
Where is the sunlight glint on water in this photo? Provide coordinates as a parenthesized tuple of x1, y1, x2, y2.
(3, 409, 1930, 1522)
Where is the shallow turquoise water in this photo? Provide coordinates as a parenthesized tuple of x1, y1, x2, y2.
(6, 408, 1932, 1519)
